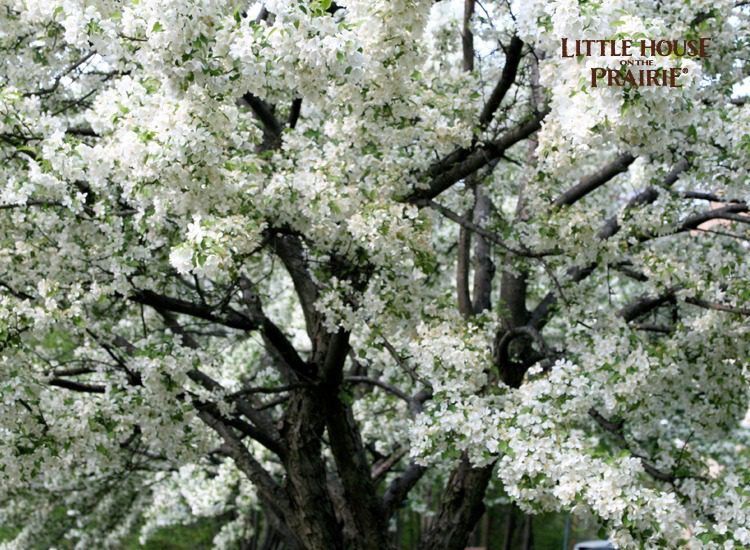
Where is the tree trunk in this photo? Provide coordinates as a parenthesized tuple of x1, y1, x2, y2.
(417, 457, 494, 550)
(281, 391, 344, 550)
(502, 504, 518, 550)
(323, 390, 391, 550)
(521, 514, 533, 550)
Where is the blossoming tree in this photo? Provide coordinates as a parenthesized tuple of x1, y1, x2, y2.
(1, 0, 750, 548)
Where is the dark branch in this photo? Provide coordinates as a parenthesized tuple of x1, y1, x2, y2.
(685, 297, 750, 316)
(422, 199, 553, 257)
(345, 376, 411, 403)
(462, 0, 475, 72)
(478, 36, 524, 127)
(288, 97, 302, 129)
(382, 463, 427, 517)
(131, 289, 255, 331)
(618, 290, 676, 322)
(408, 110, 548, 202)
(678, 203, 749, 232)
(588, 408, 676, 483)
(242, 93, 282, 137)
(48, 378, 105, 393)
(553, 153, 636, 207)
(198, 409, 296, 530)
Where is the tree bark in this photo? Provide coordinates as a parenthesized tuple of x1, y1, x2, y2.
(502, 504, 518, 550)
(281, 390, 344, 550)
(472, 189, 494, 314)
(417, 457, 494, 550)
(521, 514, 533, 550)
(323, 391, 391, 549)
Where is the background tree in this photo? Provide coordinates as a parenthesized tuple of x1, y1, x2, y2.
(1, 0, 750, 548)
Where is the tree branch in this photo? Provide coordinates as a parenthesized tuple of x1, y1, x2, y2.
(472, 188, 495, 313)
(618, 290, 677, 322)
(529, 158, 690, 329)
(48, 378, 105, 393)
(679, 203, 749, 231)
(685, 297, 750, 316)
(131, 289, 255, 331)
(588, 408, 677, 483)
(198, 409, 299, 545)
(288, 97, 302, 129)
(457, 213, 473, 317)
(552, 153, 636, 207)
(345, 376, 411, 403)
(382, 463, 427, 517)
(479, 36, 524, 127)
(462, 0, 475, 72)
(422, 199, 553, 257)
(408, 110, 548, 202)
(242, 92, 282, 137)
(371, 448, 408, 482)
(152, 308, 287, 456)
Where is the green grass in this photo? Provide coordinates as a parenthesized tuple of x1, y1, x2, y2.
(120, 517, 225, 550)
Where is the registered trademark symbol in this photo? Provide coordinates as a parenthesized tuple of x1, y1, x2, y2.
(682, 67, 689, 73)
